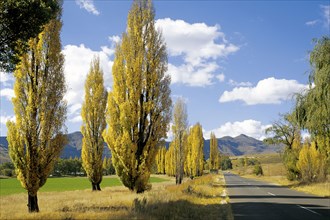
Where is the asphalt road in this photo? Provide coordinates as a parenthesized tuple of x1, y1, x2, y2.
(224, 172, 330, 220)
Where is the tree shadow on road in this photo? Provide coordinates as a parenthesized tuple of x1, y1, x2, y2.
(230, 202, 329, 220)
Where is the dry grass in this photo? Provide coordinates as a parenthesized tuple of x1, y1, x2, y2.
(0, 174, 232, 219)
(231, 154, 330, 197)
(239, 174, 330, 197)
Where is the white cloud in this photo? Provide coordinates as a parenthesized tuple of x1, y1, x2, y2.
(168, 62, 219, 87)
(156, 18, 239, 87)
(109, 35, 121, 45)
(204, 120, 271, 140)
(228, 79, 252, 87)
(0, 72, 14, 86)
(68, 103, 82, 115)
(301, 131, 311, 141)
(75, 0, 100, 15)
(69, 115, 82, 123)
(219, 77, 307, 105)
(321, 5, 330, 27)
(305, 20, 320, 26)
(62, 40, 115, 121)
(156, 18, 239, 65)
(0, 88, 15, 101)
(216, 73, 225, 82)
(0, 115, 15, 125)
(166, 122, 174, 141)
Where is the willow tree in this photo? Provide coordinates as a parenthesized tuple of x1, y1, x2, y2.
(294, 36, 330, 157)
(81, 57, 107, 191)
(186, 123, 204, 177)
(103, 0, 171, 193)
(172, 98, 188, 184)
(6, 13, 66, 212)
(209, 132, 219, 169)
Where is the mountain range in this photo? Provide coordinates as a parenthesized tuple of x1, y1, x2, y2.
(0, 132, 282, 163)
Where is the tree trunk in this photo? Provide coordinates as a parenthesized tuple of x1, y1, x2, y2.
(96, 183, 101, 191)
(92, 183, 101, 191)
(27, 193, 39, 213)
(92, 183, 97, 191)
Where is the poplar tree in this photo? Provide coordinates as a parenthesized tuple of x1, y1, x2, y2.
(6, 12, 66, 212)
(210, 132, 219, 169)
(165, 142, 175, 176)
(103, 0, 171, 193)
(186, 123, 204, 177)
(81, 57, 107, 191)
(156, 146, 166, 174)
(172, 98, 188, 184)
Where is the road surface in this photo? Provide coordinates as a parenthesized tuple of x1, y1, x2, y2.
(224, 172, 330, 220)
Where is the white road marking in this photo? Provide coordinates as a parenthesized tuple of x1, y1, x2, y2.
(297, 205, 321, 215)
(268, 192, 276, 196)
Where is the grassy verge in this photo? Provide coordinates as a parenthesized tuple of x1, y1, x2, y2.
(231, 164, 330, 197)
(0, 174, 232, 219)
(0, 175, 167, 196)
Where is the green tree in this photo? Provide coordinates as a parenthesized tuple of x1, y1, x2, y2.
(220, 156, 232, 170)
(209, 132, 219, 169)
(81, 57, 107, 191)
(172, 98, 188, 184)
(0, 0, 60, 72)
(103, 0, 171, 193)
(264, 113, 299, 148)
(186, 123, 204, 178)
(6, 12, 66, 212)
(264, 114, 302, 180)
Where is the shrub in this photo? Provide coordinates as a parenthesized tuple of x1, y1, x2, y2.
(2, 168, 14, 177)
(297, 142, 327, 183)
(253, 164, 263, 176)
(220, 156, 232, 170)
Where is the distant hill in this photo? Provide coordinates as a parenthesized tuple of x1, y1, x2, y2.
(0, 132, 111, 163)
(204, 134, 282, 158)
(0, 132, 281, 163)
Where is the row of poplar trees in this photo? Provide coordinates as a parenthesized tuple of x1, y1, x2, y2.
(6, 0, 179, 212)
(158, 99, 220, 184)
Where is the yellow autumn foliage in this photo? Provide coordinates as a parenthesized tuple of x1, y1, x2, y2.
(81, 57, 107, 190)
(103, 0, 171, 193)
(7, 15, 66, 212)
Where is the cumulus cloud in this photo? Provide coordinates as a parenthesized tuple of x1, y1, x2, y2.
(156, 18, 239, 87)
(168, 62, 219, 87)
(62, 38, 117, 122)
(69, 115, 82, 123)
(216, 73, 226, 82)
(68, 103, 82, 115)
(75, 0, 100, 15)
(204, 120, 271, 140)
(0, 88, 15, 101)
(228, 79, 252, 87)
(0, 115, 15, 125)
(0, 72, 14, 86)
(219, 77, 307, 105)
(165, 122, 174, 141)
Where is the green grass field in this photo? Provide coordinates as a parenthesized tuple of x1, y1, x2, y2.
(0, 176, 167, 196)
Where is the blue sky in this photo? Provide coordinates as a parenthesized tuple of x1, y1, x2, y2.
(1, 0, 329, 140)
